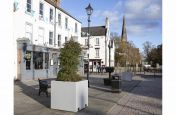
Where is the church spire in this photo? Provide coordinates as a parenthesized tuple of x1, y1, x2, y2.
(121, 16, 127, 42)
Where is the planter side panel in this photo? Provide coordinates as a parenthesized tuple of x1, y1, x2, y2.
(51, 81, 77, 112)
(76, 80, 88, 110)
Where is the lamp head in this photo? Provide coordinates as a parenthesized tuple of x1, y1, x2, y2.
(85, 3, 93, 16)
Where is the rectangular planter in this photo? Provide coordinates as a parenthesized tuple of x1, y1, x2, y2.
(51, 80, 88, 112)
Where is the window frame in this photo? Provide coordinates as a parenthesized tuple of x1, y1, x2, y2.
(85, 39, 88, 46)
(65, 17, 68, 29)
(25, 51, 31, 70)
(45, 53, 49, 69)
(75, 22, 78, 33)
(49, 8, 54, 23)
(95, 48, 100, 58)
(33, 51, 43, 70)
(49, 31, 53, 45)
(96, 38, 99, 45)
(26, 0, 32, 13)
(58, 34, 61, 47)
(39, 2, 44, 19)
(65, 36, 68, 42)
(38, 27, 44, 44)
(25, 22, 33, 43)
(58, 13, 61, 26)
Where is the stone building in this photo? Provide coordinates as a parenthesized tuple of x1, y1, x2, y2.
(13, 0, 83, 80)
(81, 17, 115, 72)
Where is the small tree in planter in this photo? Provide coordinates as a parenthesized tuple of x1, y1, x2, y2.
(51, 39, 88, 112)
(57, 39, 82, 82)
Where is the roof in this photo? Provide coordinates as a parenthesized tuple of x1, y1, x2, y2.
(81, 26, 107, 37)
(44, 0, 81, 23)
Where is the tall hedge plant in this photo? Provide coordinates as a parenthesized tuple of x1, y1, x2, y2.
(57, 39, 82, 82)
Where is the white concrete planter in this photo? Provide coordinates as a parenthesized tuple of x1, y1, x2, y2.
(51, 80, 88, 112)
(121, 72, 133, 81)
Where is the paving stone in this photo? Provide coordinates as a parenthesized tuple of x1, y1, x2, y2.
(15, 73, 162, 115)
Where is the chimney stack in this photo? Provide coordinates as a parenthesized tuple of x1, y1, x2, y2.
(105, 17, 109, 29)
(56, 0, 60, 7)
(51, 0, 61, 7)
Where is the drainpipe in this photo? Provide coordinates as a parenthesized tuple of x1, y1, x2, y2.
(32, 45, 35, 80)
(54, 7, 56, 47)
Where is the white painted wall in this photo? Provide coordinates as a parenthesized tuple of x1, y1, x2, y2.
(80, 33, 114, 68)
(13, 0, 81, 79)
(14, 0, 81, 47)
(0, 0, 14, 114)
(80, 18, 114, 68)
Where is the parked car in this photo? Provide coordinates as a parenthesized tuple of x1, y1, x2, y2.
(143, 65, 151, 72)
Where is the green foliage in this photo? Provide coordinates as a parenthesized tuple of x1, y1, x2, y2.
(147, 44, 162, 67)
(57, 39, 82, 82)
(105, 67, 115, 73)
(142, 41, 155, 62)
(142, 41, 162, 67)
(114, 40, 141, 67)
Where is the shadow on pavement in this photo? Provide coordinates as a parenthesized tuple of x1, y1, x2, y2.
(15, 80, 51, 108)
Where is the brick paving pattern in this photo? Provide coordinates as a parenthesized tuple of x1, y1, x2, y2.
(108, 76, 162, 115)
(14, 73, 162, 115)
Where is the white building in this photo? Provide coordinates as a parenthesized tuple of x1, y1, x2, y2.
(80, 18, 114, 72)
(13, 0, 82, 80)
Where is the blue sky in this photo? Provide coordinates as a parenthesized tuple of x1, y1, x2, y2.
(60, 0, 162, 52)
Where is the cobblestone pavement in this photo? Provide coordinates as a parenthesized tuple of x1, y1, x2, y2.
(14, 73, 162, 115)
(108, 75, 162, 115)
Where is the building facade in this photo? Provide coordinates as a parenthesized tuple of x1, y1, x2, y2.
(13, 0, 83, 80)
(80, 18, 114, 72)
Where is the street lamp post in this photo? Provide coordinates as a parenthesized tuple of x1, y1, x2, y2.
(85, 3, 93, 87)
(108, 40, 113, 79)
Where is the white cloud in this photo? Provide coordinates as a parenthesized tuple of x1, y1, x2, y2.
(102, 10, 119, 23)
(124, 0, 162, 35)
(125, 0, 150, 13)
(144, 4, 161, 19)
(91, 1, 124, 33)
(125, 0, 162, 20)
(92, 9, 120, 32)
(93, 10, 102, 18)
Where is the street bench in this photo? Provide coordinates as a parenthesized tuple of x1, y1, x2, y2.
(38, 78, 50, 97)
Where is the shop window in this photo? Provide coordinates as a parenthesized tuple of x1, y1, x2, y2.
(26, 51, 31, 70)
(33, 52, 43, 69)
(45, 53, 49, 69)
